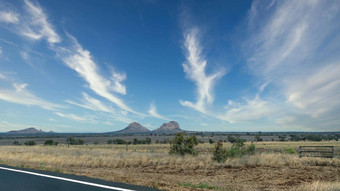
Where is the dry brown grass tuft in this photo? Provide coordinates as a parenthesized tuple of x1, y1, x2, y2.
(295, 181, 340, 191)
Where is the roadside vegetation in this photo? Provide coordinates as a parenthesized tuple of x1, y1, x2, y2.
(0, 136, 339, 190)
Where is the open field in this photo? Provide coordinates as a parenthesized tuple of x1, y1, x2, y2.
(0, 142, 340, 190)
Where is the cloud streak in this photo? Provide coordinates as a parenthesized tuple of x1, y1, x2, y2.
(22, 0, 61, 44)
(66, 92, 115, 113)
(242, 0, 340, 129)
(180, 27, 226, 114)
(148, 102, 169, 120)
(58, 35, 137, 114)
(55, 112, 86, 121)
(0, 10, 19, 23)
(218, 96, 275, 124)
(2, 0, 139, 115)
(0, 82, 64, 110)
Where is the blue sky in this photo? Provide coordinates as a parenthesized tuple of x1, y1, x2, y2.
(0, 0, 339, 132)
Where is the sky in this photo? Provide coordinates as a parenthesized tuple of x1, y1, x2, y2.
(0, 0, 339, 132)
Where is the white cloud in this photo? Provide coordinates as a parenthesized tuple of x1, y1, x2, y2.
(285, 62, 340, 117)
(66, 92, 115, 113)
(111, 72, 127, 95)
(0, 73, 5, 80)
(1, 0, 138, 118)
(20, 51, 29, 60)
(21, 0, 60, 44)
(148, 102, 169, 120)
(58, 35, 137, 114)
(0, 46, 2, 56)
(0, 83, 63, 110)
(244, 0, 340, 129)
(0, 10, 19, 23)
(55, 112, 86, 121)
(218, 96, 275, 123)
(180, 27, 226, 114)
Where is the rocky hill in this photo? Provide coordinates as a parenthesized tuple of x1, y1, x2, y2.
(114, 122, 150, 134)
(152, 121, 184, 134)
(7, 127, 47, 134)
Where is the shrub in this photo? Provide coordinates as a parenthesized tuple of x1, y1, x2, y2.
(209, 139, 215, 144)
(169, 133, 198, 156)
(255, 135, 263, 142)
(107, 139, 130, 145)
(24, 141, 36, 146)
(44, 140, 58, 146)
(285, 147, 296, 154)
(13, 141, 21, 145)
(212, 141, 227, 163)
(67, 137, 84, 145)
(227, 135, 237, 143)
(132, 138, 152, 145)
(213, 140, 256, 162)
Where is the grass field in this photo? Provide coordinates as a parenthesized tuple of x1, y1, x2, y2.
(0, 141, 339, 190)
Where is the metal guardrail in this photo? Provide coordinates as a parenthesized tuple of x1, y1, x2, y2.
(299, 146, 334, 158)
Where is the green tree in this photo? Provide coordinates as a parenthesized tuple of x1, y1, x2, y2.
(212, 141, 227, 163)
(24, 141, 36, 146)
(146, 137, 152, 144)
(169, 133, 198, 156)
(44, 139, 58, 146)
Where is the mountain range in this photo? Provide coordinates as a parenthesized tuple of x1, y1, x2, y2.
(5, 121, 184, 135)
(111, 121, 184, 134)
(6, 127, 50, 134)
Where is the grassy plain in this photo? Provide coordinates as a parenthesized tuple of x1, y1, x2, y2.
(0, 142, 339, 190)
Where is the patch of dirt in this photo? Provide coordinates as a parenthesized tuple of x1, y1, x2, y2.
(65, 165, 339, 191)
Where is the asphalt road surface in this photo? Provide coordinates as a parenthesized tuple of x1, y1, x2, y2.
(0, 165, 161, 191)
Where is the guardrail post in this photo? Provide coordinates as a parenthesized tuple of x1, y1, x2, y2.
(299, 146, 301, 158)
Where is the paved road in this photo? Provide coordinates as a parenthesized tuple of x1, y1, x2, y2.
(0, 165, 161, 191)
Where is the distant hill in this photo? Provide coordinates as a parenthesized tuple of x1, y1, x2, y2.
(114, 122, 150, 134)
(7, 127, 48, 134)
(152, 121, 184, 134)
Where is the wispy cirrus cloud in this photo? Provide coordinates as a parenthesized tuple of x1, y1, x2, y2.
(241, 0, 340, 129)
(66, 92, 115, 113)
(57, 35, 137, 114)
(218, 95, 275, 124)
(180, 27, 226, 114)
(0, 82, 64, 110)
(1, 0, 139, 116)
(0, 10, 19, 23)
(0, 73, 5, 79)
(21, 0, 60, 44)
(55, 112, 87, 121)
(148, 102, 169, 120)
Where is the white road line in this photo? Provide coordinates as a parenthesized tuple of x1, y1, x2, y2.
(0, 166, 136, 191)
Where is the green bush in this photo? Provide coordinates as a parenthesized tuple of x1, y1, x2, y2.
(212, 140, 256, 162)
(169, 133, 198, 156)
(67, 137, 84, 145)
(13, 141, 21, 145)
(212, 141, 227, 163)
(44, 140, 58, 146)
(132, 138, 152, 145)
(24, 141, 36, 146)
(285, 147, 296, 154)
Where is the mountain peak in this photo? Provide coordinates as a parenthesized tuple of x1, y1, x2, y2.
(152, 121, 183, 134)
(7, 127, 46, 134)
(115, 122, 150, 134)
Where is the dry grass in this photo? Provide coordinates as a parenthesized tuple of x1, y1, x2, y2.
(295, 181, 340, 191)
(0, 142, 339, 190)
